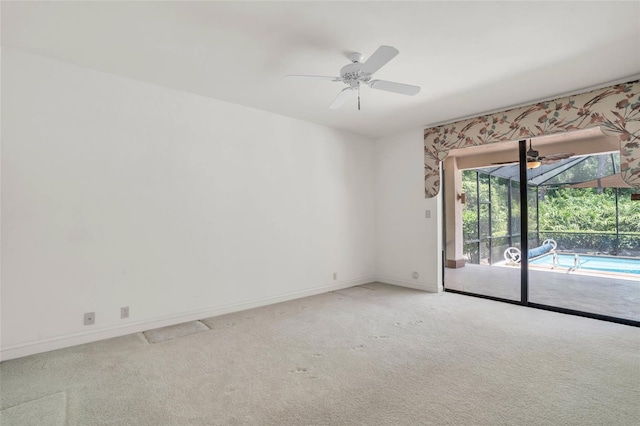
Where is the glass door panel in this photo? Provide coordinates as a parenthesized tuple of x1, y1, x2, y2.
(528, 155, 640, 322)
(444, 168, 520, 301)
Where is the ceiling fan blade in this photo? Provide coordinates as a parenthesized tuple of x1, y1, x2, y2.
(285, 75, 341, 81)
(541, 152, 574, 161)
(369, 79, 421, 96)
(491, 160, 518, 166)
(541, 158, 561, 165)
(361, 45, 399, 74)
(329, 87, 356, 109)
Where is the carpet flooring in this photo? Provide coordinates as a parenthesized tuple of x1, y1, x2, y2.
(1, 283, 639, 425)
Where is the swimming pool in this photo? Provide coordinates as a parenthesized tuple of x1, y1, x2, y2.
(529, 253, 640, 275)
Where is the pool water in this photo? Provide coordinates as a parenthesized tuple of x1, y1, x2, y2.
(529, 253, 640, 275)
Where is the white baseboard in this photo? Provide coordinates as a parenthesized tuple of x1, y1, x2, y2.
(375, 276, 442, 293)
(0, 277, 376, 361)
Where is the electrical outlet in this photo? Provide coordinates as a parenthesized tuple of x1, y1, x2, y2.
(121, 306, 130, 319)
(84, 312, 95, 326)
(333, 272, 337, 280)
(412, 271, 419, 279)
(425, 210, 431, 219)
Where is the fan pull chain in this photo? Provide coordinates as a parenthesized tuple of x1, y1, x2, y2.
(358, 84, 361, 111)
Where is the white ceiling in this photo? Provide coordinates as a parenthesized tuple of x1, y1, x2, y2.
(2, 1, 640, 138)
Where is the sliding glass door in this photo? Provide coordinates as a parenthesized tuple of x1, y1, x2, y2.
(443, 138, 640, 326)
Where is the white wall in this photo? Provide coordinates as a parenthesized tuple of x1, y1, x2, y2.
(375, 128, 443, 292)
(1, 49, 376, 360)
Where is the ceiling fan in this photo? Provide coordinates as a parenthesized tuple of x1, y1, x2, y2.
(492, 140, 574, 169)
(286, 45, 420, 110)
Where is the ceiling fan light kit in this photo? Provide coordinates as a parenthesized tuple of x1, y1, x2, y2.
(286, 45, 421, 110)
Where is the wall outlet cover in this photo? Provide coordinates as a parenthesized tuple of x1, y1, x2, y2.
(84, 312, 95, 326)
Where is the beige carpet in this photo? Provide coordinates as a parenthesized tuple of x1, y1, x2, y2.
(1, 283, 639, 425)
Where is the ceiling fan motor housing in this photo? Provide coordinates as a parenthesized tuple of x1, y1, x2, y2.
(340, 62, 371, 87)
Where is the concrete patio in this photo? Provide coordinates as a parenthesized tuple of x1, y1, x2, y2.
(445, 263, 640, 322)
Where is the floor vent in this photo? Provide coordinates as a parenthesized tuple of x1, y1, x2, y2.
(143, 320, 210, 343)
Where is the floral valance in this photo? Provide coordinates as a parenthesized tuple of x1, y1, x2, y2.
(424, 80, 640, 198)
